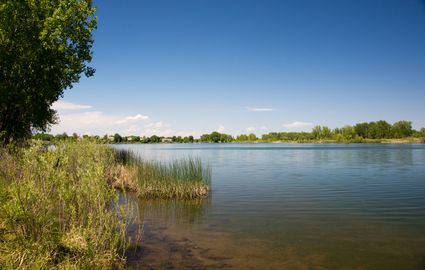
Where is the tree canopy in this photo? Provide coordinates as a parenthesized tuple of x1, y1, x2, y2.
(0, 0, 97, 145)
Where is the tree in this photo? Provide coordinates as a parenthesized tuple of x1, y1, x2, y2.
(113, 133, 122, 143)
(209, 132, 222, 143)
(392, 121, 413, 138)
(312, 126, 323, 139)
(0, 0, 97, 145)
(33, 133, 54, 141)
(340, 125, 355, 140)
(236, 134, 248, 142)
(354, 122, 369, 138)
(375, 120, 392, 138)
(149, 135, 161, 143)
(248, 133, 258, 141)
(182, 136, 194, 143)
(200, 132, 233, 143)
(55, 132, 69, 140)
(322, 126, 332, 139)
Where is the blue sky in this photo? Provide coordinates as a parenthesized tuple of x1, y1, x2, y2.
(51, 0, 425, 137)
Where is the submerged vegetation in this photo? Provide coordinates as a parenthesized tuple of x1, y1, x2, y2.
(112, 149, 211, 199)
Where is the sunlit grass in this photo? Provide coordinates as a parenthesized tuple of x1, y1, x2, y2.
(0, 142, 134, 269)
(113, 149, 211, 199)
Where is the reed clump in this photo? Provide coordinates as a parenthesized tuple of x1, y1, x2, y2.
(113, 149, 211, 199)
(0, 141, 133, 269)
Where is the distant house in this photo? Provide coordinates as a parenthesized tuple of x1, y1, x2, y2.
(161, 137, 173, 143)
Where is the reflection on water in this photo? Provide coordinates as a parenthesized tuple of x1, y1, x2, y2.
(138, 198, 210, 228)
(115, 144, 425, 270)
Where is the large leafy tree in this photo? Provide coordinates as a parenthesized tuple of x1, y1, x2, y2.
(392, 120, 413, 138)
(0, 0, 96, 145)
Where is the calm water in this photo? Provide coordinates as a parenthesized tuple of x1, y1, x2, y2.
(116, 143, 425, 270)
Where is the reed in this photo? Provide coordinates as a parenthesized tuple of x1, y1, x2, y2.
(0, 142, 134, 269)
(113, 149, 211, 199)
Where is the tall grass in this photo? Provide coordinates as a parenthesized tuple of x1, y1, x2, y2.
(113, 149, 211, 199)
(0, 142, 134, 269)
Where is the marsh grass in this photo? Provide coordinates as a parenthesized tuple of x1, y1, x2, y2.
(113, 149, 211, 199)
(0, 142, 135, 269)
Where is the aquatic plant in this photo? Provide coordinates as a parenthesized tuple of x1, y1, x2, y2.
(113, 149, 211, 199)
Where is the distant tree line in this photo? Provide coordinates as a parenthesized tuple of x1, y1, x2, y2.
(33, 120, 425, 144)
(262, 120, 422, 142)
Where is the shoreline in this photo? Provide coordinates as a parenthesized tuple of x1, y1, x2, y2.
(110, 138, 424, 145)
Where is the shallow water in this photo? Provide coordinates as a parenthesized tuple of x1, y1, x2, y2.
(115, 143, 425, 270)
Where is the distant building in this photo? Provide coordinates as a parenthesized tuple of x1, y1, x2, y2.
(161, 137, 173, 143)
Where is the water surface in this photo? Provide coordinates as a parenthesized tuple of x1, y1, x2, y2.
(116, 143, 425, 270)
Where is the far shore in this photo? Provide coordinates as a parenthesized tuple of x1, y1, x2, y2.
(110, 138, 424, 145)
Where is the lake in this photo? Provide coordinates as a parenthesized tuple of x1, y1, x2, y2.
(114, 143, 425, 270)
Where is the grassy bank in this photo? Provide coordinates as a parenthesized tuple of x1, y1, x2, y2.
(112, 149, 211, 199)
(0, 141, 211, 268)
(0, 142, 133, 269)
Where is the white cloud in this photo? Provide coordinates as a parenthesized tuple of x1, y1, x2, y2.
(115, 114, 149, 124)
(140, 122, 169, 137)
(283, 121, 313, 129)
(124, 124, 142, 134)
(51, 111, 115, 135)
(217, 125, 225, 133)
(146, 121, 164, 129)
(246, 126, 267, 132)
(142, 128, 173, 137)
(246, 106, 277, 112)
(52, 110, 162, 136)
(50, 101, 155, 136)
(52, 101, 92, 110)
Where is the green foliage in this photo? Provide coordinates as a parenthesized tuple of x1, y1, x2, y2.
(113, 133, 123, 143)
(311, 126, 332, 140)
(311, 126, 323, 139)
(391, 120, 413, 138)
(33, 133, 55, 141)
(248, 133, 258, 141)
(149, 135, 161, 143)
(354, 122, 369, 138)
(0, 141, 133, 269)
(353, 120, 412, 139)
(200, 132, 233, 143)
(31, 119, 424, 145)
(169, 135, 194, 143)
(419, 128, 425, 137)
(183, 136, 194, 143)
(236, 134, 249, 142)
(340, 125, 355, 140)
(0, 0, 97, 145)
(261, 132, 313, 142)
(235, 133, 257, 142)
